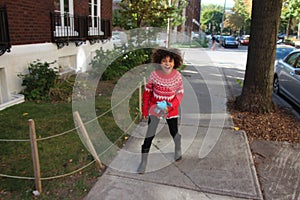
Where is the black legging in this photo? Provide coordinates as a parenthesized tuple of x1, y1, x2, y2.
(142, 115, 178, 150)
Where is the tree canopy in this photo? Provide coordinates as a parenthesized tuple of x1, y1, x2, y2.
(279, 0, 300, 36)
(200, 1, 252, 35)
(229, 0, 251, 35)
(200, 4, 223, 33)
(115, 0, 188, 30)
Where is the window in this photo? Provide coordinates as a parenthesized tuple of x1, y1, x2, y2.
(295, 61, 300, 69)
(54, 0, 76, 37)
(54, 0, 73, 14)
(286, 52, 300, 67)
(89, 0, 102, 35)
(0, 6, 10, 56)
(295, 56, 300, 69)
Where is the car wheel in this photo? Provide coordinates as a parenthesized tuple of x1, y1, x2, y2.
(273, 76, 280, 94)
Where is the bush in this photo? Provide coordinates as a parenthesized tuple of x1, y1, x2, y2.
(18, 60, 58, 101)
(18, 60, 74, 102)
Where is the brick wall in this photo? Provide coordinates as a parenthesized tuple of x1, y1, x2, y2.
(1, 0, 53, 45)
(74, 0, 89, 16)
(0, 0, 112, 46)
(102, 0, 112, 35)
(101, 0, 112, 20)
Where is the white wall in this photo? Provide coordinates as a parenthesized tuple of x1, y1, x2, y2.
(0, 40, 113, 103)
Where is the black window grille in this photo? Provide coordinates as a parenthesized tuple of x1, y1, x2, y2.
(0, 6, 11, 56)
(51, 12, 111, 48)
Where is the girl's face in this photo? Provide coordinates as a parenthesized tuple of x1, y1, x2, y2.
(160, 56, 175, 74)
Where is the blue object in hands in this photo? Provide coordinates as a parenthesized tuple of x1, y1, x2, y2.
(157, 100, 167, 110)
(157, 101, 172, 110)
(154, 101, 172, 117)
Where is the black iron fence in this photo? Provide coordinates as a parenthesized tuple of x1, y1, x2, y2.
(51, 12, 111, 48)
(0, 6, 11, 56)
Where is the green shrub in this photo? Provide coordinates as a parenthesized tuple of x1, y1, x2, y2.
(18, 60, 75, 102)
(18, 60, 58, 101)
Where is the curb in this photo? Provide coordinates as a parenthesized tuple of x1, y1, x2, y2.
(239, 130, 264, 200)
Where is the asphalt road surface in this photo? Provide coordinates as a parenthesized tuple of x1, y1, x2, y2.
(196, 45, 300, 118)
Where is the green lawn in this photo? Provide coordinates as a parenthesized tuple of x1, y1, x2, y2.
(0, 84, 140, 199)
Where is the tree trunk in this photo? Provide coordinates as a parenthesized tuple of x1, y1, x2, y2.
(236, 0, 283, 113)
(285, 16, 292, 38)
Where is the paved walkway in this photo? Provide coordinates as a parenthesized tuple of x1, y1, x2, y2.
(84, 49, 263, 200)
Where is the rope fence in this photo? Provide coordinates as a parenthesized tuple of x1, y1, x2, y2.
(0, 80, 145, 194)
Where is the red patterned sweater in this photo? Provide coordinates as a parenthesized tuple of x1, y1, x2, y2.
(142, 69, 184, 119)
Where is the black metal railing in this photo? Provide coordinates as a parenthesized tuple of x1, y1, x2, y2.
(51, 12, 111, 48)
(0, 6, 11, 56)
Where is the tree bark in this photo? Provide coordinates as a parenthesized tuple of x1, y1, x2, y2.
(236, 0, 283, 113)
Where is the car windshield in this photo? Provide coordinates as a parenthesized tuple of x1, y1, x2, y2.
(276, 47, 295, 60)
(226, 37, 235, 41)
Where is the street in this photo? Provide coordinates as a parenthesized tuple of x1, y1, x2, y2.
(182, 46, 300, 118)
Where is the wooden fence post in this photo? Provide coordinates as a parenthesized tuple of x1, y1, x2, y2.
(29, 119, 42, 193)
(73, 111, 104, 169)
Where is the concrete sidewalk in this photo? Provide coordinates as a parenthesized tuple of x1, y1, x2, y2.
(84, 53, 263, 200)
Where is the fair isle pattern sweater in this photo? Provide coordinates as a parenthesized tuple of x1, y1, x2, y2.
(142, 69, 184, 118)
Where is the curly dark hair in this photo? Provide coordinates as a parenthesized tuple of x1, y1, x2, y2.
(151, 47, 183, 69)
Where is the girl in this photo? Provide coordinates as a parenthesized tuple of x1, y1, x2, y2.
(138, 47, 184, 174)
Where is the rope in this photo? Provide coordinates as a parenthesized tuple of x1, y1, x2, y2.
(0, 114, 140, 181)
(36, 127, 78, 141)
(40, 160, 96, 180)
(0, 138, 30, 142)
(0, 127, 78, 142)
(0, 160, 95, 180)
(0, 174, 35, 180)
(36, 113, 138, 180)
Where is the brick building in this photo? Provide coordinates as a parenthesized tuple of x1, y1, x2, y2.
(0, 0, 112, 110)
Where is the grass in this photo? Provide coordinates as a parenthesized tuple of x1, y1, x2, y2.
(0, 81, 140, 199)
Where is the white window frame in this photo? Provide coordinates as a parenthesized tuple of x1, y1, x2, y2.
(89, 0, 103, 36)
(54, 0, 78, 37)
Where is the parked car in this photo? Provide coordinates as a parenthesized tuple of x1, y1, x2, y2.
(276, 44, 296, 58)
(273, 49, 300, 108)
(238, 35, 250, 45)
(275, 44, 296, 65)
(222, 36, 239, 48)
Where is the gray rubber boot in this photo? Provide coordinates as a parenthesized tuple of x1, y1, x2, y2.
(174, 134, 182, 161)
(137, 147, 150, 174)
